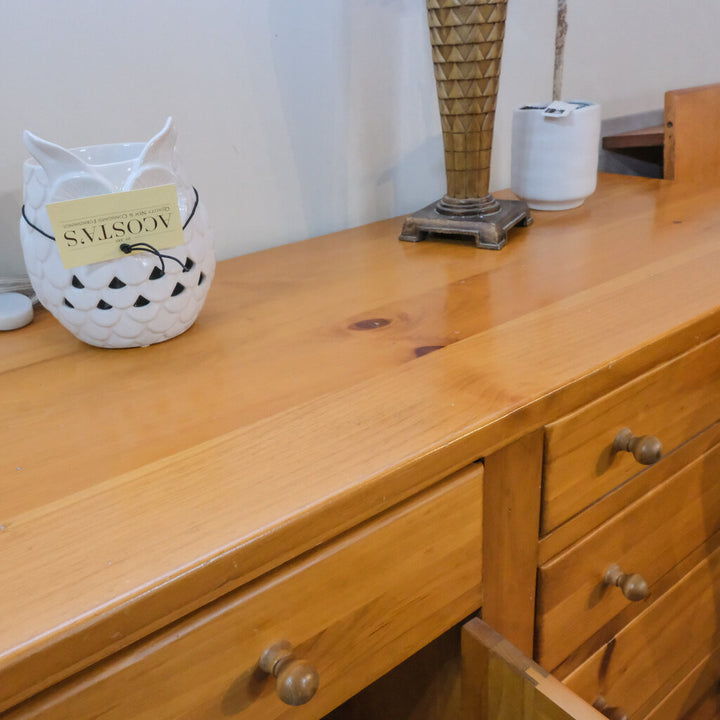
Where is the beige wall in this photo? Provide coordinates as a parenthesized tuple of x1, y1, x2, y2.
(1, 0, 719, 276)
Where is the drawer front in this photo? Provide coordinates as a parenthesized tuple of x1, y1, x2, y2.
(537, 434, 720, 670)
(564, 540, 720, 720)
(6, 466, 483, 720)
(643, 645, 720, 720)
(543, 332, 720, 534)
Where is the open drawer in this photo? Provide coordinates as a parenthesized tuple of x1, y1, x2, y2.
(462, 619, 607, 719)
(464, 618, 720, 720)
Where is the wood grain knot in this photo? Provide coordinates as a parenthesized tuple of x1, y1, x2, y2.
(348, 318, 392, 331)
(414, 346, 445, 357)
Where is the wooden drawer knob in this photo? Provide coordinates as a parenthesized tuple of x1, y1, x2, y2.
(604, 563, 649, 601)
(258, 640, 319, 706)
(612, 427, 662, 465)
(593, 695, 628, 720)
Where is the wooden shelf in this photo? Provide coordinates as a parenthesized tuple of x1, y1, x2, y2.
(602, 124, 664, 151)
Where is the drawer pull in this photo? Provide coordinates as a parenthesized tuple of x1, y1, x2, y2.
(612, 427, 662, 465)
(258, 640, 319, 706)
(604, 563, 649, 601)
(593, 695, 628, 720)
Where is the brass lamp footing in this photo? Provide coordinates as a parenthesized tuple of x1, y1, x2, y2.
(400, 195, 532, 250)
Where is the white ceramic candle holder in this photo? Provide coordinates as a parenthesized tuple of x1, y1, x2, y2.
(511, 101, 601, 211)
(20, 118, 215, 348)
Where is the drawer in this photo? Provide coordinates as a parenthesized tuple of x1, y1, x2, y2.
(462, 618, 606, 719)
(536, 433, 720, 670)
(564, 539, 720, 719)
(543, 332, 720, 534)
(5, 465, 483, 720)
(643, 644, 720, 720)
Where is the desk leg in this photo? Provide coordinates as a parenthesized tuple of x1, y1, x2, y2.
(481, 429, 543, 657)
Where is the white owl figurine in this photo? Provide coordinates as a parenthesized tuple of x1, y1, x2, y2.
(20, 118, 215, 348)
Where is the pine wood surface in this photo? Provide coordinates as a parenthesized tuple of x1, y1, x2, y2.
(5, 173, 720, 710)
(564, 541, 720, 719)
(3, 466, 482, 720)
(537, 433, 720, 670)
(461, 618, 606, 720)
(543, 330, 720, 534)
(538, 422, 720, 565)
(601, 125, 664, 151)
(643, 643, 720, 720)
(680, 694, 720, 720)
(551, 525, 720, 684)
(664, 83, 720, 183)
(482, 430, 543, 656)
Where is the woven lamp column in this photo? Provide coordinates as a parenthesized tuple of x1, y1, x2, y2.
(400, 0, 531, 250)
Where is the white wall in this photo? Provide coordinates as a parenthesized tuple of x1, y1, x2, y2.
(2, 0, 720, 277)
(562, 1, 720, 118)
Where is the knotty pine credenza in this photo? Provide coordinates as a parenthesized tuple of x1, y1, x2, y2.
(3, 172, 720, 720)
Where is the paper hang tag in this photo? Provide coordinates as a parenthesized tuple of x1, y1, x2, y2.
(542, 101, 579, 118)
(46, 184, 185, 269)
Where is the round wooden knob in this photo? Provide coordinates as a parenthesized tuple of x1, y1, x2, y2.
(612, 427, 662, 465)
(593, 695, 628, 720)
(258, 640, 319, 706)
(604, 563, 649, 601)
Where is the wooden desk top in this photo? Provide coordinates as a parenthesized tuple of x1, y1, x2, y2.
(3, 173, 720, 711)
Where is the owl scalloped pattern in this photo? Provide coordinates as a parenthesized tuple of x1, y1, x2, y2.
(20, 118, 215, 349)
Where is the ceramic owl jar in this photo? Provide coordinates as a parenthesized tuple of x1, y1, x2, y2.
(20, 118, 215, 348)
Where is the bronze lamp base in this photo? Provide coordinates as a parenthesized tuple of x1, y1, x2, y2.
(402, 0, 534, 251)
(399, 193, 532, 250)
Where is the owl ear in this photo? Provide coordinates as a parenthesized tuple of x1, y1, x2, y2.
(134, 117, 177, 170)
(24, 131, 97, 184)
(124, 118, 194, 215)
(23, 130, 113, 202)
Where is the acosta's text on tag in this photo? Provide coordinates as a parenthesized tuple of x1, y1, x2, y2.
(63, 214, 173, 246)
